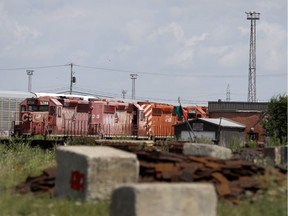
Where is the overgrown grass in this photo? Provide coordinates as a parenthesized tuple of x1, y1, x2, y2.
(0, 142, 286, 216)
(218, 191, 287, 216)
(0, 143, 109, 216)
(229, 136, 243, 153)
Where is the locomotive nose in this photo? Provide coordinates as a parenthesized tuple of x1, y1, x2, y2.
(22, 113, 32, 122)
(22, 112, 43, 122)
(33, 113, 42, 122)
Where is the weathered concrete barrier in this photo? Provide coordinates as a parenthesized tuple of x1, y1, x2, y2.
(183, 143, 232, 159)
(264, 145, 287, 166)
(55, 146, 139, 201)
(110, 183, 217, 216)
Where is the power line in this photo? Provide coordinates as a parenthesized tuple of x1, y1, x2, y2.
(0, 64, 285, 78)
(0, 64, 66, 70)
(38, 85, 272, 105)
(76, 64, 286, 78)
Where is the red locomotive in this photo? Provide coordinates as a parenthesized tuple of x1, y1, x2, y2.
(14, 95, 178, 140)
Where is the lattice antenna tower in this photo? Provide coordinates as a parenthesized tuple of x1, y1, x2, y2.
(226, 84, 231, 101)
(246, 11, 260, 102)
(130, 74, 138, 100)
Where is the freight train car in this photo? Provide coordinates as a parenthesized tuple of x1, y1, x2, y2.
(138, 101, 177, 139)
(0, 91, 36, 137)
(185, 105, 209, 119)
(88, 98, 139, 138)
(14, 95, 179, 140)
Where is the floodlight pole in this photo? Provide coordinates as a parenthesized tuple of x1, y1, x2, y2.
(130, 74, 138, 99)
(26, 70, 34, 92)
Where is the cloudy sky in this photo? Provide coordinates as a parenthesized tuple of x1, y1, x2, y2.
(0, 0, 286, 105)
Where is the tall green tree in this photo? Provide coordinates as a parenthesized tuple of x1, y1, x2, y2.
(262, 94, 287, 145)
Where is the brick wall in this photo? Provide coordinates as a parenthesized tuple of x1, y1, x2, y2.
(209, 112, 265, 143)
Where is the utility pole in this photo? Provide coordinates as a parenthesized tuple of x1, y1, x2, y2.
(26, 70, 34, 92)
(69, 63, 76, 95)
(246, 11, 260, 102)
(177, 96, 196, 142)
(130, 74, 138, 100)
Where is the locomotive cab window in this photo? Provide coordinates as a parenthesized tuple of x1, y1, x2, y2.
(140, 111, 145, 121)
(21, 105, 26, 112)
(188, 112, 196, 119)
(39, 105, 49, 111)
(58, 107, 62, 117)
(152, 108, 162, 116)
(28, 105, 49, 112)
(49, 106, 56, 115)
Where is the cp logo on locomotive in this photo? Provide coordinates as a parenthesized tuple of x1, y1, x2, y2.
(22, 113, 28, 122)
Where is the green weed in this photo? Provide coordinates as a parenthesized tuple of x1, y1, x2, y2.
(0, 144, 108, 216)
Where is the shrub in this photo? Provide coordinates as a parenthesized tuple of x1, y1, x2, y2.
(68, 136, 96, 146)
(230, 136, 242, 153)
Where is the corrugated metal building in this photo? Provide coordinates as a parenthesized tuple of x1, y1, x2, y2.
(174, 118, 246, 148)
(0, 91, 36, 136)
(208, 101, 268, 143)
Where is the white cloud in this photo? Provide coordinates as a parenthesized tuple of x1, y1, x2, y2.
(0, 0, 286, 103)
(167, 33, 208, 67)
(148, 22, 185, 43)
(218, 44, 247, 68)
(185, 33, 208, 47)
(14, 23, 40, 40)
(116, 45, 136, 54)
(257, 22, 286, 71)
(125, 20, 152, 44)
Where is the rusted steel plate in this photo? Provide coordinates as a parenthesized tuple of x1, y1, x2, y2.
(238, 176, 260, 189)
(211, 172, 230, 184)
(15, 167, 55, 195)
(154, 163, 177, 172)
(204, 161, 222, 169)
(211, 172, 231, 196)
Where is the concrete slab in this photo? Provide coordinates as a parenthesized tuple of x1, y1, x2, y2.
(183, 143, 232, 159)
(110, 183, 217, 216)
(264, 145, 288, 166)
(281, 145, 287, 164)
(55, 146, 139, 201)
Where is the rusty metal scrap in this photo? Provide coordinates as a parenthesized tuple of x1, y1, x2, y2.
(15, 167, 55, 195)
(137, 151, 285, 202)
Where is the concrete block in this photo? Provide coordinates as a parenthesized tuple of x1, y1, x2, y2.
(281, 145, 287, 164)
(264, 145, 288, 166)
(55, 146, 139, 201)
(110, 183, 217, 216)
(264, 146, 281, 165)
(183, 143, 232, 159)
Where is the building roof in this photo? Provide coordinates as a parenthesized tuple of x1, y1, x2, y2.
(35, 92, 98, 101)
(0, 91, 99, 101)
(198, 118, 246, 128)
(0, 90, 36, 99)
(208, 101, 268, 112)
(174, 117, 246, 129)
